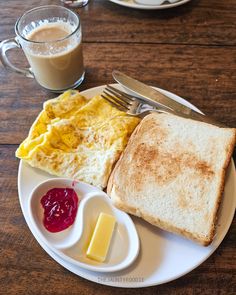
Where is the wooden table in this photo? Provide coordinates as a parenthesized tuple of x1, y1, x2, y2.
(0, 0, 235, 294)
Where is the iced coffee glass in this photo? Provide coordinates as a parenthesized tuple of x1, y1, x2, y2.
(0, 5, 85, 92)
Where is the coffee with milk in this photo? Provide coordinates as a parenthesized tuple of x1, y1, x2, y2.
(25, 22, 84, 91)
(0, 6, 85, 92)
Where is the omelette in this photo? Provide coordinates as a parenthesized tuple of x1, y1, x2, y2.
(16, 90, 140, 188)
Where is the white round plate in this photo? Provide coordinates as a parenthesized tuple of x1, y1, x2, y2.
(18, 84, 236, 288)
(108, 0, 191, 10)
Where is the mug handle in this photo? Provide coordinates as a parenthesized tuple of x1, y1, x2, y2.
(0, 37, 34, 78)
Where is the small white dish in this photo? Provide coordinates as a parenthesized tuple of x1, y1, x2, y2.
(28, 178, 140, 273)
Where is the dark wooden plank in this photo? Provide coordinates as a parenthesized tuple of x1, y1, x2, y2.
(81, 0, 236, 46)
(0, 145, 235, 295)
(0, 0, 236, 293)
(0, 43, 235, 144)
(0, 0, 236, 46)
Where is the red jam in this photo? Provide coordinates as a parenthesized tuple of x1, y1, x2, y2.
(41, 187, 79, 233)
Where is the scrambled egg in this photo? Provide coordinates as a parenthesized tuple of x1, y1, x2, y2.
(16, 90, 140, 188)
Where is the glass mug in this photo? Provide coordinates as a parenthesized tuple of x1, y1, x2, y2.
(0, 5, 85, 92)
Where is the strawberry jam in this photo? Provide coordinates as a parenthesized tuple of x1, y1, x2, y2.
(41, 188, 79, 233)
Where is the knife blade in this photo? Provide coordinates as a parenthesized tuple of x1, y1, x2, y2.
(112, 70, 226, 127)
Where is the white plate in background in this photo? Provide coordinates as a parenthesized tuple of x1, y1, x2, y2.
(108, 0, 192, 10)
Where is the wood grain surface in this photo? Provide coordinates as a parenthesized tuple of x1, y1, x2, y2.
(0, 0, 235, 294)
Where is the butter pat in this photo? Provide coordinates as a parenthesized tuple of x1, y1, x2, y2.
(86, 212, 116, 262)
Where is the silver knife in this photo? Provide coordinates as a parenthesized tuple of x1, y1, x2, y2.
(112, 70, 226, 127)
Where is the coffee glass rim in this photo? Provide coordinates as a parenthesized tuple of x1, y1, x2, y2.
(15, 5, 81, 45)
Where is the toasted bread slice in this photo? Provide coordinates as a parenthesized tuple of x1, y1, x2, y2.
(107, 113, 236, 246)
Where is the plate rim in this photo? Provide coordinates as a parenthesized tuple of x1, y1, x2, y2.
(17, 83, 236, 288)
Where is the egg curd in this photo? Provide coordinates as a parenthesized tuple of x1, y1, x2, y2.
(16, 90, 140, 188)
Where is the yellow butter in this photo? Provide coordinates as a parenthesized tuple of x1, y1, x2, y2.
(86, 213, 116, 262)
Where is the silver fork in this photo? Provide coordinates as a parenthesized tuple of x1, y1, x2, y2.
(101, 85, 175, 118)
(102, 85, 227, 127)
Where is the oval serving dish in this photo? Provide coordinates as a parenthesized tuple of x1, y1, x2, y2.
(28, 178, 140, 273)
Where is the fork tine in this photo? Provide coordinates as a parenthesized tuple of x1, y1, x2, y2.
(101, 94, 128, 112)
(103, 90, 130, 109)
(104, 88, 132, 107)
(106, 85, 134, 104)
